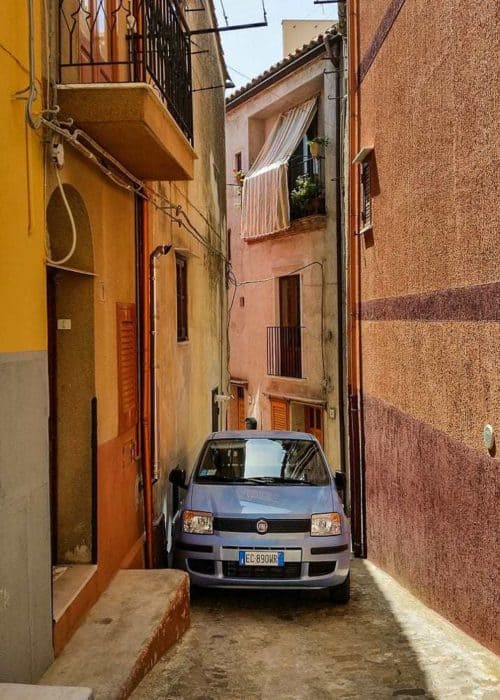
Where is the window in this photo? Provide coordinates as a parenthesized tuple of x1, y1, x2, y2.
(176, 255, 188, 341)
(360, 160, 372, 229)
(234, 152, 242, 173)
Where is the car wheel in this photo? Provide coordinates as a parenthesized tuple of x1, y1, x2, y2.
(328, 572, 350, 604)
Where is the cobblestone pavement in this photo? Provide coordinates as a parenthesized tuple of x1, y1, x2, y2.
(132, 560, 499, 700)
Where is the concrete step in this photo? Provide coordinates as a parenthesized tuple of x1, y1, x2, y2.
(40, 570, 189, 700)
(0, 685, 93, 699)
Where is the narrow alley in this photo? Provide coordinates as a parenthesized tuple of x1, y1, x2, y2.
(131, 561, 500, 700)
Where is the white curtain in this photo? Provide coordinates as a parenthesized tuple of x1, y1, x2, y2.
(241, 97, 317, 239)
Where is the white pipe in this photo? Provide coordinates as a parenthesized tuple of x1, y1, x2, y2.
(46, 167, 77, 265)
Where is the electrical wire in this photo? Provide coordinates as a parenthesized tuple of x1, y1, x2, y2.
(46, 167, 78, 265)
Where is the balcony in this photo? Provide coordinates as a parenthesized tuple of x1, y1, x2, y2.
(267, 327, 303, 379)
(288, 155, 325, 221)
(57, 0, 195, 181)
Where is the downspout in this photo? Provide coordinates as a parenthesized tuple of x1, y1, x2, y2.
(347, 0, 367, 557)
(150, 244, 172, 482)
(324, 32, 347, 483)
(140, 200, 154, 568)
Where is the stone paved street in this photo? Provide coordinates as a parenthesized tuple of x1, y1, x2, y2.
(131, 560, 500, 699)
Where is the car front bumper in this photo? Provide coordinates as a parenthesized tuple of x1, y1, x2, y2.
(173, 531, 351, 589)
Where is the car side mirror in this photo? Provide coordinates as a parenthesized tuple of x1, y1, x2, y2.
(169, 467, 187, 489)
(334, 471, 346, 492)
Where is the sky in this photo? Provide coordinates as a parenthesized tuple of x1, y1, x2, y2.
(210, 0, 338, 91)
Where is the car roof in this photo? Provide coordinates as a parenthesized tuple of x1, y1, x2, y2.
(207, 430, 316, 441)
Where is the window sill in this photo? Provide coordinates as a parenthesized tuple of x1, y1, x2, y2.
(356, 224, 373, 237)
(177, 339, 190, 346)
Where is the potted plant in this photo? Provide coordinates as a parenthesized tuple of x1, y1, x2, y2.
(233, 169, 245, 187)
(290, 174, 323, 217)
(307, 136, 330, 159)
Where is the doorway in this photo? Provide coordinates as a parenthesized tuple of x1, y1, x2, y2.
(46, 183, 96, 620)
(278, 275, 302, 378)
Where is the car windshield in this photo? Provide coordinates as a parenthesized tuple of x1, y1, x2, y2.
(195, 438, 330, 486)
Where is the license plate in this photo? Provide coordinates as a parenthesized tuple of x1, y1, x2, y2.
(239, 550, 285, 567)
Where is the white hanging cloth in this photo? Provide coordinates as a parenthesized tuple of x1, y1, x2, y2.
(241, 97, 317, 239)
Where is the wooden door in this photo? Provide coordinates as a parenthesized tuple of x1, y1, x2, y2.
(279, 275, 302, 377)
(305, 405, 324, 446)
(236, 386, 246, 430)
(47, 271, 58, 563)
(270, 398, 289, 431)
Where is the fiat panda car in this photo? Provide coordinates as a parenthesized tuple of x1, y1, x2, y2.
(169, 431, 351, 602)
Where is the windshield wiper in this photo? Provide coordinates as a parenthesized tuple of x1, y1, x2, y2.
(241, 476, 315, 485)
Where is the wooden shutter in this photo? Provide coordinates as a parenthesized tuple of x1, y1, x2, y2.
(176, 255, 188, 341)
(116, 303, 138, 433)
(237, 386, 246, 430)
(305, 406, 324, 446)
(270, 398, 289, 431)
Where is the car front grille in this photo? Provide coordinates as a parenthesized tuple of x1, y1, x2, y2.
(223, 561, 302, 579)
(214, 517, 310, 533)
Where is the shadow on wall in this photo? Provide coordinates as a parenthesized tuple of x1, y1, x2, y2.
(142, 561, 435, 699)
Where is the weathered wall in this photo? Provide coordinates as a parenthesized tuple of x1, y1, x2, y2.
(45, 146, 141, 575)
(355, 0, 499, 651)
(0, 0, 54, 682)
(152, 4, 228, 532)
(226, 53, 342, 468)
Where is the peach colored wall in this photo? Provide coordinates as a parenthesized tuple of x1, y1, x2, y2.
(226, 54, 342, 468)
(150, 3, 229, 526)
(354, 0, 499, 651)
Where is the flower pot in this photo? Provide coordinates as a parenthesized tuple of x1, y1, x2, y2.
(309, 142, 321, 159)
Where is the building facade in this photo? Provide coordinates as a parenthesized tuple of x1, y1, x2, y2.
(347, 0, 499, 652)
(226, 29, 346, 471)
(1, 0, 228, 681)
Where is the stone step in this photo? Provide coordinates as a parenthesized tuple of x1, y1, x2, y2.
(0, 685, 93, 699)
(40, 570, 189, 700)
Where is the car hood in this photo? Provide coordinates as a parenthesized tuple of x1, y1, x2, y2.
(188, 482, 334, 517)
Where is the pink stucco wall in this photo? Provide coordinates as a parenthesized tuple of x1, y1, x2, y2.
(225, 53, 343, 466)
(354, 0, 499, 652)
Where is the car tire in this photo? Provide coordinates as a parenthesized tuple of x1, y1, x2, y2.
(328, 572, 350, 604)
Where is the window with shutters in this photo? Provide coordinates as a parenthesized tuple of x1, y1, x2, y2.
(270, 398, 289, 431)
(360, 160, 372, 230)
(116, 303, 138, 434)
(176, 254, 188, 341)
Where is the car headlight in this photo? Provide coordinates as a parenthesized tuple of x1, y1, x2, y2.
(182, 510, 213, 535)
(311, 512, 342, 536)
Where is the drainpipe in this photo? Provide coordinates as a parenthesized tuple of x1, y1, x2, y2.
(140, 200, 154, 568)
(150, 244, 172, 483)
(324, 32, 347, 486)
(347, 0, 367, 557)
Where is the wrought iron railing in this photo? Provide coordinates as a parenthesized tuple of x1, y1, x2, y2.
(58, 0, 193, 142)
(267, 326, 302, 379)
(288, 155, 325, 220)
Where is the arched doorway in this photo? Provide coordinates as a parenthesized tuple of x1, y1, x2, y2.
(46, 184, 96, 580)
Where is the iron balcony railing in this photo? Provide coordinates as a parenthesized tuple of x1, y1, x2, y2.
(288, 154, 325, 221)
(58, 0, 193, 143)
(267, 326, 302, 379)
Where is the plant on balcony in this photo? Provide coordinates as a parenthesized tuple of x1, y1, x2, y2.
(290, 174, 323, 217)
(233, 169, 246, 186)
(307, 136, 330, 159)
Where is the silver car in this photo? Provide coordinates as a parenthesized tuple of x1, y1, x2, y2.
(170, 431, 351, 602)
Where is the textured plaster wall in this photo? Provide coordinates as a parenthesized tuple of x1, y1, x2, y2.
(226, 55, 342, 467)
(152, 4, 229, 525)
(356, 0, 499, 651)
(0, 0, 53, 682)
(0, 352, 53, 681)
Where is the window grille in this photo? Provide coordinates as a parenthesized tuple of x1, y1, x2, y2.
(361, 160, 372, 228)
